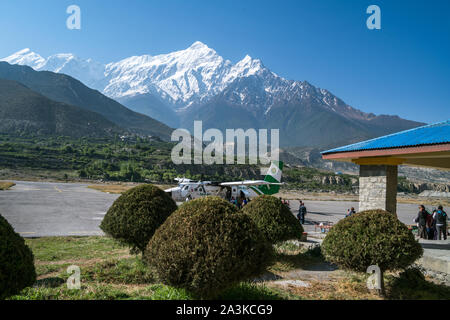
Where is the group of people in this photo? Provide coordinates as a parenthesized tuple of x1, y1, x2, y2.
(279, 198, 290, 208)
(416, 205, 448, 240)
(230, 195, 251, 209)
(345, 207, 356, 218)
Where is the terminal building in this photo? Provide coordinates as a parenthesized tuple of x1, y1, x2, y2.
(321, 120, 450, 215)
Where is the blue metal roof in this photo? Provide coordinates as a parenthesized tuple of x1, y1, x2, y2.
(322, 120, 450, 154)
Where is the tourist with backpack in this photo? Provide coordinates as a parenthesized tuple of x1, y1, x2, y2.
(433, 205, 448, 240)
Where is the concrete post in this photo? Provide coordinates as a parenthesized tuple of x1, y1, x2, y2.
(359, 165, 398, 215)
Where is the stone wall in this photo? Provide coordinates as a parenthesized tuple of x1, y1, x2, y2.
(359, 165, 398, 214)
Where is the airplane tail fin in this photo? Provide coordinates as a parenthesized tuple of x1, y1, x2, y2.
(255, 161, 283, 195)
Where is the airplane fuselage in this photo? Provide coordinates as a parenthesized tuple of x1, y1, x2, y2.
(165, 184, 261, 202)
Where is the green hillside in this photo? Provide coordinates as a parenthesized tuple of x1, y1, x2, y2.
(0, 62, 173, 140)
(0, 79, 124, 137)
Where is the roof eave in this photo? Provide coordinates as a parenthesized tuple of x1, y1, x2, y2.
(322, 143, 450, 161)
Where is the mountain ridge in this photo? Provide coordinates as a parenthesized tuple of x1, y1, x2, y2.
(1, 43, 424, 147)
(0, 78, 124, 137)
(0, 62, 173, 140)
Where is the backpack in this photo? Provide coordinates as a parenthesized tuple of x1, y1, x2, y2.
(436, 210, 447, 224)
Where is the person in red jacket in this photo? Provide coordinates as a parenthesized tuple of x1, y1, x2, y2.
(426, 209, 435, 240)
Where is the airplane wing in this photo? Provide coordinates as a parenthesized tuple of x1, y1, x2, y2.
(220, 180, 284, 186)
(174, 177, 193, 183)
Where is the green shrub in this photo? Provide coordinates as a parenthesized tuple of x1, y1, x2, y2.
(100, 184, 177, 254)
(0, 214, 36, 299)
(146, 196, 273, 299)
(241, 195, 303, 243)
(322, 209, 423, 273)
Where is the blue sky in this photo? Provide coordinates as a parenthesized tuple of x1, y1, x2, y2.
(0, 0, 449, 124)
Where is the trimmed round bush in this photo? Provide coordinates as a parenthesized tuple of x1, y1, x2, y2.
(146, 196, 274, 299)
(100, 184, 177, 254)
(241, 195, 304, 243)
(321, 209, 423, 273)
(0, 214, 36, 299)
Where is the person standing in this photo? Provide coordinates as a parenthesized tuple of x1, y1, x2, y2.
(298, 201, 307, 224)
(433, 205, 448, 240)
(296, 200, 302, 222)
(426, 209, 435, 240)
(415, 205, 429, 239)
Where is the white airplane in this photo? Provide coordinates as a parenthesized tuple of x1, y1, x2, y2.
(165, 161, 284, 202)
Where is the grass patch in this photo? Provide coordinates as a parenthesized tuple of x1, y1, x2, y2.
(26, 236, 128, 262)
(87, 184, 137, 194)
(35, 263, 72, 278)
(0, 181, 15, 190)
(218, 282, 288, 300)
(7, 236, 450, 300)
(82, 257, 155, 284)
(9, 284, 134, 300)
(146, 284, 194, 300)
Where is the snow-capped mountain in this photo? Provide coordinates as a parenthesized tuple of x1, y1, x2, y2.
(3, 48, 46, 69)
(103, 41, 282, 109)
(2, 42, 278, 108)
(1, 42, 367, 120)
(2, 48, 105, 90)
(1, 42, 423, 147)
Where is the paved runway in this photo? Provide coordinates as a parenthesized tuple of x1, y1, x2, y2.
(291, 200, 422, 233)
(0, 181, 119, 237)
(0, 181, 428, 238)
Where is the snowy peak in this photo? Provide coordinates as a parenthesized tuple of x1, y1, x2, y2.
(2, 43, 364, 118)
(235, 55, 263, 73)
(103, 42, 251, 104)
(188, 41, 209, 50)
(2, 48, 46, 69)
(1, 43, 278, 107)
(1, 49, 105, 90)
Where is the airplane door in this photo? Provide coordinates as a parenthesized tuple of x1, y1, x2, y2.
(181, 185, 190, 198)
(232, 187, 237, 198)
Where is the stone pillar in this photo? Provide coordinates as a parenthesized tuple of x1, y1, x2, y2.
(359, 165, 398, 215)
